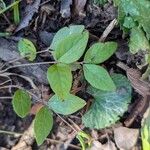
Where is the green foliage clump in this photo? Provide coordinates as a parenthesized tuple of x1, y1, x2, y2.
(12, 25, 132, 145)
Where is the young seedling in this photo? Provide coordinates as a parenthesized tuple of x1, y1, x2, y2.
(11, 25, 131, 145)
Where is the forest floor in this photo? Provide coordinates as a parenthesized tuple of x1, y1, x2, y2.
(0, 0, 149, 150)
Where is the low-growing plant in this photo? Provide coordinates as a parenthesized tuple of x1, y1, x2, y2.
(11, 25, 132, 146)
(114, 0, 150, 76)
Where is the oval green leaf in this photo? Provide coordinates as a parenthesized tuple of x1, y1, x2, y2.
(47, 64, 72, 99)
(50, 25, 85, 50)
(83, 64, 116, 91)
(12, 89, 31, 118)
(82, 74, 132, 129)
(84, 42, 117, 64)
(54, 31, 89, 64)
(18, 38, 37, 61)
(48, 94, 86, 115)
(34, 106, 53, 145)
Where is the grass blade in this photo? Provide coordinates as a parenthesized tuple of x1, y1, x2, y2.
(0, 0, 21, 15)
(13, 0, 20, 24)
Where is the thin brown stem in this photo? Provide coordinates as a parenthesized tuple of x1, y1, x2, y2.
(0, 85, 45, 104)
(0, 96, 12, 99)
(99, 18, 117, 42)
(0, 61, 57, 73)
(55, 113, 78, 132)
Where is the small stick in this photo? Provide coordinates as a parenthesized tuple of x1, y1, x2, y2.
(99, 18, 117, 42)
(0, 129, 22, 136)
(3, 72, 37, 89)
(0, 61, 57, 73)
(0, 96, 12, 99)
(117, 61, 130, 71)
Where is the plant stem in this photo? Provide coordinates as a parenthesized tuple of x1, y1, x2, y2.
(0, 85, 45, 104)
(0, 129, 22, 136)
(0, 61, 57, 73)
(0, 96, 12, 99)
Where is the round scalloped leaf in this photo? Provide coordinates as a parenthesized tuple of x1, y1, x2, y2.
(82, 74, 132, 129)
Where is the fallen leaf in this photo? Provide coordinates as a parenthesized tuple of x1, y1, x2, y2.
(114, 127, 139, 150)
(15, 0, 41, 32)
(87, 140, 117, 150)
(102, 140, 117, 150)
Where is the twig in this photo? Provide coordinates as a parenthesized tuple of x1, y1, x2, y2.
(40, 0, 52, 6)
(1, 49, 53, 70)
(0, 61, 57, 73)
(55, 113, 78, 132)
(0, 79, 11, 86)
(3, 72, 37, 89)
(0, 129, 22, 136)
(99, 18, 117, 42)
(0, 85, 45, 104)
(0, 96, 12, 99)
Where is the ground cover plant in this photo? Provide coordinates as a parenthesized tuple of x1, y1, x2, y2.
(0, 0, 150, 149)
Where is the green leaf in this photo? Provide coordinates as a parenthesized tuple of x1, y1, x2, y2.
(47, 64, 72, 99)
(83, 64, 116, 91)
(82, 74, 132, 129)
(54, 31, 89, 64)
(12, 89, 31, 118)
(13, 0, 20, 25)
(50, 25, 85, 50)
(123, 16, 136, 29)
(141, 106, 150, 150)
(129, 27, 150, 54)
(84, 42, 117, 64)
(34, 106, 53, 145)
(18, 38, 37, 61)
(48, 94, 86, 115)
(115, 0, 150, 39)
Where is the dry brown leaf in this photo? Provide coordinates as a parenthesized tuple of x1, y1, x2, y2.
(102, 140, 117, 150)
(114, 127, 139, 150)
(87, 140, 117, 150)
(30, 103, 44, 115)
